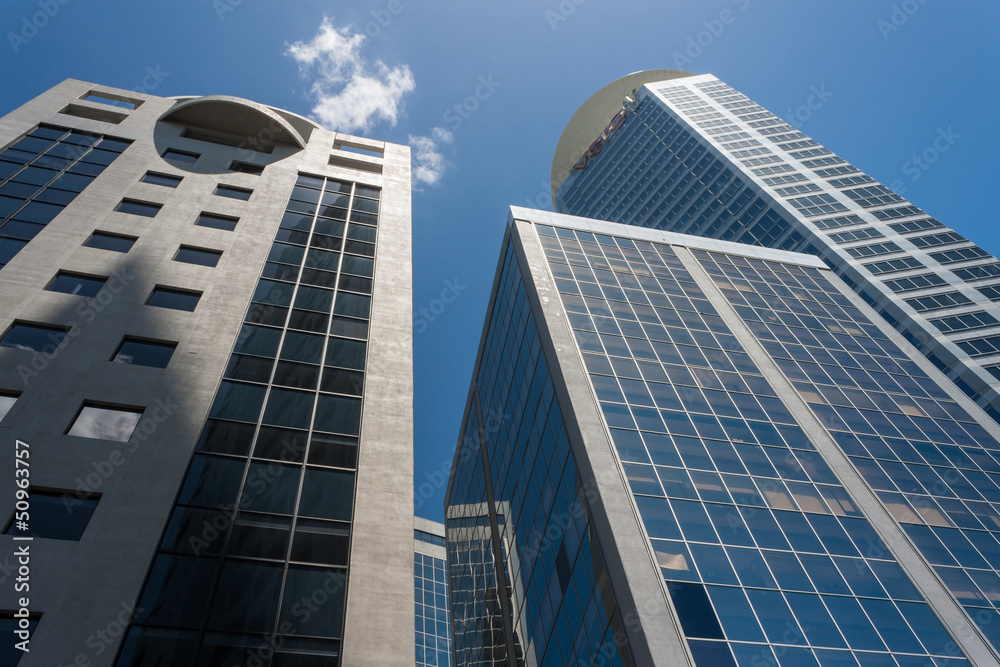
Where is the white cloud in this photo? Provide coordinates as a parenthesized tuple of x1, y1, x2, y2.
(409, 127, 453, 187)
(286, 17, 415, 133)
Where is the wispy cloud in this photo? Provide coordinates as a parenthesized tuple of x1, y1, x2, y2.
(409, 127, 453, 187)
(286, 17, 415, 133)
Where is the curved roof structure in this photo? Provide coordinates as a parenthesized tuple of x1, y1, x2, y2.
(160, 95, 310, 150)
(550, 69, 696, 201)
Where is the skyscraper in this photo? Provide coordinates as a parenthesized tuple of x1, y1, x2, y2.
(0, 79, 412, 666)
(446, 206, 1000, 666)
(415, 518, 453, 667)
(552, 70, 1000, 425)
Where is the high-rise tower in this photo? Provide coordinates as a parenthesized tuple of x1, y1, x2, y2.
(446, 206, 1000, 666)
(552, 70, 1000, 425)
(0, 79, 413, 666)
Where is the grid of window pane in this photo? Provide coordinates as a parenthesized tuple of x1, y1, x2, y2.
(556, 97, 808, 253)
(697, 245, 1000, 655)
(447, 246, 633, 667)
(0, 123, 130, 271)
(538, 223, 970, 666)
(415, 552, 452, 667)
(116, 173, 380, 667)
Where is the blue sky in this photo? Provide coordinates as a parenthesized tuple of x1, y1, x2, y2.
(2, 1, 997, 522)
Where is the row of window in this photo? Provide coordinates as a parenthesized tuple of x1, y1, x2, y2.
(2, 323, 177, 367)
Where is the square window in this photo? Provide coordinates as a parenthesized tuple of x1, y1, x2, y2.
(115, 198, 162, 218)
(147, 287, 202, 312)
(0, 391, 19, 421)
(0, 322, 70, 352)
(174, 246, 222, 267)
(229, 161, 264, 175)
(196, 212, 239, 231)
(112, 338, 177, 368)
(214, 185, 253, 201)
(162, 148, 200, 164)
(84, 231, 136, 253)
(141, 171, 182, 188)
(3, 490, 98, 541)
(67, 403, 144, 442)
(46, 271, 107, 297)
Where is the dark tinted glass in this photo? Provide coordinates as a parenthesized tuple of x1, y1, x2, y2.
(162, 149, 200, 164)
(115, 198, 161, 217)
(141, 171, 182, 187)
(174, 246, 222, 267)
(47, 271, 106, 297)
(1, 322, 68, 352)
(298, 468, 354, 521)
(147, 287, 201, 311)
(214, 185, 253, 201)
(229, 161, 264, 175)
(3, 491, 97, 541)
(113, 338, 177, 368)
(290, 519, 349, 565)
(196, 212, 238, 231)
(84, 231, 136, 252)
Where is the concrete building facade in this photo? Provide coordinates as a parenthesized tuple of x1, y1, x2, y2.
(446, 206, 1000, 666)
(0, 79, 412, 666)
(552, 70, 1000, 426)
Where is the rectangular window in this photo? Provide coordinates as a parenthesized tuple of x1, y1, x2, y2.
(214, 185, 253, 201)
(174, 246, 222, 267)
(83, 91, 141, 110)
(115, 198, 162, 218)
(958, 336, 1000, 357)
(46, 271, 107, 297)
(147, 286, 202, 311)
(59, 104, 127, 124)
(2, 489, 98, 541)
(162, 148, 200, 164)
(229, 161, 264, 175)
(863, 257, 923, 275)
(196, 212, 238, 231)
(113, 337, 177, 368)
(889, 218, 944, 234)
(905, 292, 974, 312)
(0, 322, 69, 352)
(84, 231, 136, 253)
(930, 311, 999, 333)
(882, 274, 948, 293)
(953, 263, 1000, 282)
(930, 247, 991, 265)
(141, 171, 182, 188)
(67, 402, 143, 441)
(0, 391, 19, 422)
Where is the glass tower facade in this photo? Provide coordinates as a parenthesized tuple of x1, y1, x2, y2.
(553, 72, 1000, 427)
(415, 519, 453, 667)
(446, 207, 1000, 666)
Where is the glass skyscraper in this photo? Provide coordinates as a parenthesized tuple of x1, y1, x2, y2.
(552, 70, 1000, 426)
(446, 206, 1000, 666)
(0, 80, 413, 666)
(416, 518, 454, 667)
